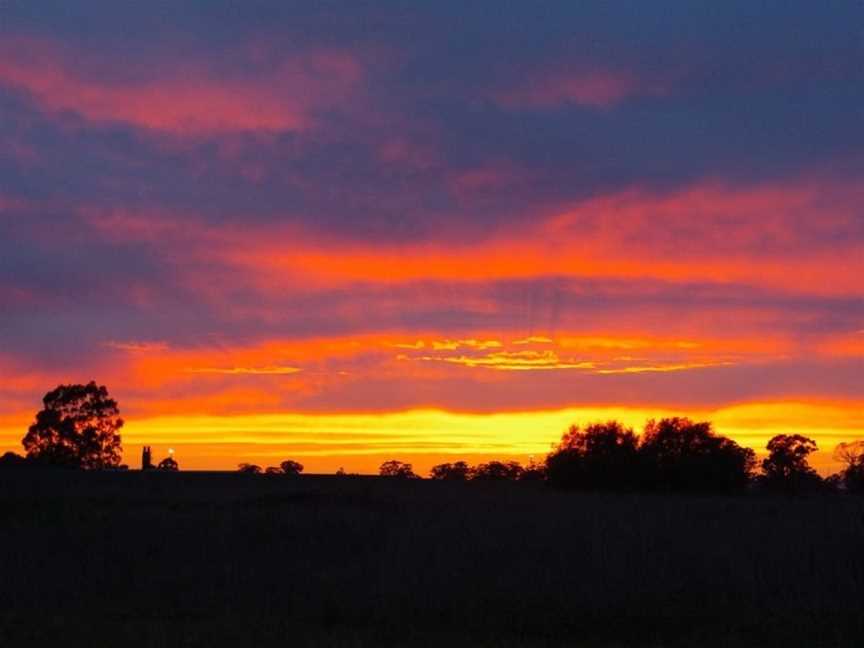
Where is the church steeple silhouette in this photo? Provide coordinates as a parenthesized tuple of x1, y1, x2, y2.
(141, 446, 152, 471)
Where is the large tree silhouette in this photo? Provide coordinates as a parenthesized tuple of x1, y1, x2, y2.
(546, 421, 640, 490)
(834, 441, 864, 493)
(639, 418, 755, 492)
(22, 382, 123, 469)
(761, 434, 821, 493)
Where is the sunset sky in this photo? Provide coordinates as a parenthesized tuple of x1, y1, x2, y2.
(1, 1, 862, 473)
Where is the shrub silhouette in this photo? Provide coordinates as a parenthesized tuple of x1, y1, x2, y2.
(0, 451, 29, 469)
(823, 472, 845, 493)
(470, 461, 523, 481)
(429, 461, 471, 480)
(833, 440, 864, 494)
(157, 457, 179, 472)
(519, 458, 547, 481)
(639, 418, 755, 493)
(379, 460, 418, 478)
(22, 382, 123, 469)
(280, 460, 304, 475)
(238, 463, 262, 474)
(761, 434, 821, 493)
(546, 421, 639, 490)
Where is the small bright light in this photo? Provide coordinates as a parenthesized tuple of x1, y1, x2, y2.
(168, 448, 175, 455)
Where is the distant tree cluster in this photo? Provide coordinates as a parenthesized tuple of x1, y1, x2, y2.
(379, 460, 420, 479)
(542, 418, 758, 493)
(543, 418, 859, 494)
(426, 459, 546, 481)
(377, 418, 864, 495)
(240, 460, 304, 475)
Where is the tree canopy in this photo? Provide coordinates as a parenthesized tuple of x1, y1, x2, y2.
(470, 460, 524, 481)
(834, 440, 864, 493)
(639, 418, 755, 493)
(545, 418, 755, 493)
(761, 434, 821, 493)
(546, 421, 640, 490)
(429, 461, 472, 480)
(379, 460, 418, 478)
(279, 460, 304, 475)
(0, 451, 28, 469)
(21, 382, 123, 469)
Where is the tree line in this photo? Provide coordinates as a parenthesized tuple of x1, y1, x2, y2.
(409, 419, 864, 495)
(2, 382, 863, 495)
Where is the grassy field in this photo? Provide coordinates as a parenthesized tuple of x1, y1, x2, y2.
(1, 472, 863, 647)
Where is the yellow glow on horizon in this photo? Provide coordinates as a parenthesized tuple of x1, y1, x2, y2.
(2, 401, 861, 475)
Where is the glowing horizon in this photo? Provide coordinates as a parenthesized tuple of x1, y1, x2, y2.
(2, 400, 862, 475)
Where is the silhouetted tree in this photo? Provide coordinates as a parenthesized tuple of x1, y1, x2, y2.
(157, 457, 178, 471)
(238, 463, 262, 474)
(280, 460, 304, 475)
(379, 460, 418, 478)
(833, 440, 864, 494)
(22, 382, 123, 469)
(639, 418, 755, 493)
(470, 460, 524, 481)
(429, 461, 471, 480)
(265, 466, 282, 474)
(546, 421, 639, 490)
(823, 473, 844, 493)
(761, 434, 821, 493)
(519, 458, 547, 481)
(0, 451, 29, 469)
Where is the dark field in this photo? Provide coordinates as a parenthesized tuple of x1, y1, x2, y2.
(1, 472, 863, 647)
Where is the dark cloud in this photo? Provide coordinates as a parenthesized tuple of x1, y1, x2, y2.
(1, 1, 862, 238)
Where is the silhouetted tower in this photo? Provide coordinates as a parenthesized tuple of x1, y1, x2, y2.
(141, 446, 152, 471)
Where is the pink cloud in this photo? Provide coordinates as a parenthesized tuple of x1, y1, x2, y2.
(494, 69, 662, 109)
(0, 37, 363, 134)
(77, 175, 864, 302)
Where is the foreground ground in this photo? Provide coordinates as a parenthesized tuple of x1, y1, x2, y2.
(1, 472, 863, 647)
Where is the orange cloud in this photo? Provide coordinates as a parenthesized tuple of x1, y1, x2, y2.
(91, 330, 790, 414)
(0, 37, 362, 134)
(185, 366, 302, 375)
(594, 361, 734, 375)
(207, 181, 863, 297)
(401, 333, 786, 375)
(817, 331, 864, 357)
(79, 177, 864, 300)
(417, 349, 597, 371)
